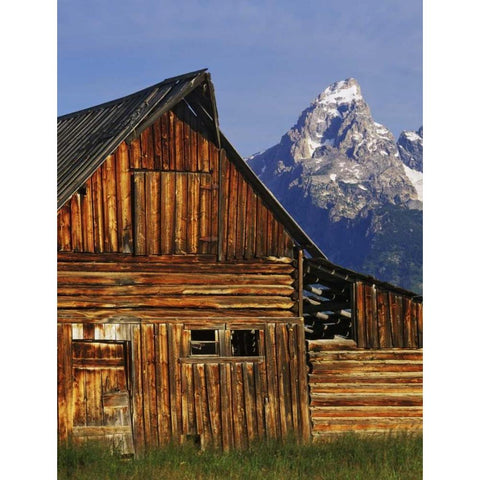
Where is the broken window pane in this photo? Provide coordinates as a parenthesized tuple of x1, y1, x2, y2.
(231, 330, 259, 356)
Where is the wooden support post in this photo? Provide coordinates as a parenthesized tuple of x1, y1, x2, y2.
(298, 249, 304, 318)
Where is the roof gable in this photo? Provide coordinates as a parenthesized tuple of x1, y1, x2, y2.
(58, 69, 209, 209)
(58, 69, 326, 260)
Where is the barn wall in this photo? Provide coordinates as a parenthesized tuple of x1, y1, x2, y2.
(354, 282, 423, 349)
(307, 340, 422, 437)
(58, 318, 311, 451)
(57, 103, 295, 259)
(57, 253, 297, 313)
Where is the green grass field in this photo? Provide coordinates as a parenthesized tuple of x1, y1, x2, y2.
(58, 433, 422, 480)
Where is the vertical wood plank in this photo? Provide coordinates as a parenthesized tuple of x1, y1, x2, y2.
(393, 295, 404, 348)
(174, 110, 184, 171)
(242, 363, 256, 445)
(295, 321, 311, 443)
(366, 285, 379, 348)
(156, 324, 171, 445)
(146, 172, 161, 255)
(253, 361, 266, 441)
(205, 364, 222, 449)
(219, 363, 233, 451)
(287, 324, 299, 435)
(131, 325, 145, 452)
(160, 113, 171, 170)
(133, 172, 146, 255)
(58, 204, 72, 252)
(255, 199, 266, 258)
(417, 301, 423, 347)
(265, 209, 273, 257)
(199, 173, 212, 254)
(115, 142, 133, 253)
(168, 111, 176, 171)
(197, 125, 210, 173)
(226, 163, 238, 260)
(187, 173, 200, 254)
(218, 150, 228, 261)
(193, 364, 205, 442)
(152, 117, 163, 169)
(160, 172, 175, 254)
(244, 184, 256, 259)
(70, 193, 83, 251)
(129, 138, 142, 169)
(276, 325, 291, 437)
(403, 297, 413, 348)
(81, 178, 95, 252)
(377, 291, 393, 348)
(236, 177, 247, 260)
(167, 323, 182, 442)
(210, 150, 219, 256)
(91, 169, 105, 252)
(198, 364, 213, 447)
(103, 154, 118, 252)
(182, 106, 192, 171)
(181, 330, 194, 435)
(174, 173, 188, 254)
(231, 362, 246, 449)
(141, 324, 158, 447)
(140, 126, 155, 170)
(264, 323, 279, 438)
(355, 282, 366, 348)
(57, 324, 72, 442)
(188, 108, 199, 172)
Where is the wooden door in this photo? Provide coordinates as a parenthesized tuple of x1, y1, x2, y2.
(71, 341, 134, 455)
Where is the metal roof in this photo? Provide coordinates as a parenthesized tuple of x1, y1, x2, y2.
(57, 69, 208, 209)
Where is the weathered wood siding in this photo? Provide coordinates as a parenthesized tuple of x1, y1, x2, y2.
(308, 340, 422, 437)
(354, 282, 422, 349)
(58, 253, 296, 314)
(58, 318, 311, 450)
(57, 103, 295, 259)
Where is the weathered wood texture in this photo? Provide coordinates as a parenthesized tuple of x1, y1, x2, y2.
(307, 341, 422, 438)
(70, 341, 134, 454)
(354, 282, 422, 349)
(58, 254, 295, 313)
(57, 105, 295, 259)
(60, 318, 310, 450)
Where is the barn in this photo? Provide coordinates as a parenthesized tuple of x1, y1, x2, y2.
(57, 69, 422, 454)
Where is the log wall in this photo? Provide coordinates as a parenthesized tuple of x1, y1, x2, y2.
(354, 282, 422, 349)
(57, 253, 296, 314)
(307, 340, 422, 438)
(57, 103, 294, 259)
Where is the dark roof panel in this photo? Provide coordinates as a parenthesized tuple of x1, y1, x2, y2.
(57, 69, 208, 209)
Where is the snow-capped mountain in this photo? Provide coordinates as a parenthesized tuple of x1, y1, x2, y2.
(248, 78, 423, 293)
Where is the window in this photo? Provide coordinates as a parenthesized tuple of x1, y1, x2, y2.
(188, 327, 262, 358)
(231, 330, 259, 356)
(190, 330, 219, 356)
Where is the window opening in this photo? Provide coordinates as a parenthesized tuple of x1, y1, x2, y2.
(231, 330, 259, 356)
(190, 330, 219, 356)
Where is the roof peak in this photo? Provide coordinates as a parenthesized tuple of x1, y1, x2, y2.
(58, 68, 209, 120)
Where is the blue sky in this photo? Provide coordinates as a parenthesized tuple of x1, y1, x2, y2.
(58, 0, 422, 157)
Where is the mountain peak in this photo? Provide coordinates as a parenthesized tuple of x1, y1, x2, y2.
(315, 78, 363, 107)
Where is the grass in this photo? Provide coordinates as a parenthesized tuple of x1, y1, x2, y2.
(58, 432, 422, 480)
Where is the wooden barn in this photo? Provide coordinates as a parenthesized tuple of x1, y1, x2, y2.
(57, 69, 423, 454)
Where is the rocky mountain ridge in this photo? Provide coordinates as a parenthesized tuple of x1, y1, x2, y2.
(248, 78, 423, 293)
